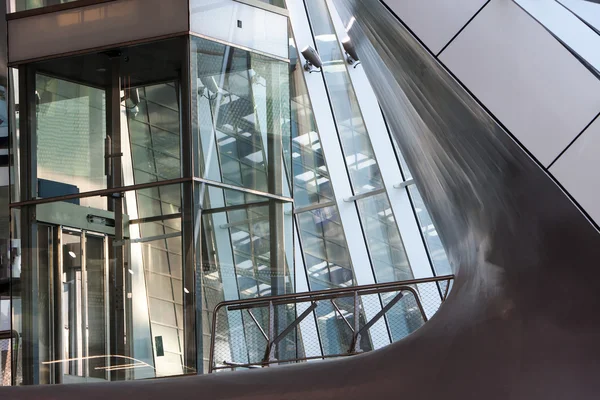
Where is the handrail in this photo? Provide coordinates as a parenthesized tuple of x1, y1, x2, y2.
(209, 275, 454, 372)
(214, 275, 454, 311)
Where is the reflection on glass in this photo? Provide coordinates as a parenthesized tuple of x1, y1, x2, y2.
(191, 37, 291, 196)
(383, 291, 425, 342)
(289, 27, 366, 356)
(305, 1, 382, 195)
(389, 130, 450, 276)
(305, 0, 412, 284)
(290, 40, 334, 208)
(12, 40, 185, 204)
(125, 83, 181, 185)
(297, 206, 353, 289)
(9, 68, 20, 204)
(36, 74, 106, 204)
(257, 0, 286, 8)
(409, 187, 451, 276)
(357, 193, 412, 282)
(9, 0, 80, 12)
(11, 184, 188, 384)
(196, 183, 293, 371)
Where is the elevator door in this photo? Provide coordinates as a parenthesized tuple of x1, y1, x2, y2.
(60, 228, 109, 384)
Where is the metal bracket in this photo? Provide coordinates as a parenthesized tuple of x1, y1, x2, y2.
(263, 301, 318, 364)
(394, 178, 415, 189)
(349, 291, 404, 354)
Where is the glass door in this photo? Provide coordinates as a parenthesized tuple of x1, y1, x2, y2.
(60, 228, 109, 384)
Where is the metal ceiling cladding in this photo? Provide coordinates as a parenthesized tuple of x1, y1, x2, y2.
(4, 0, 600, 398)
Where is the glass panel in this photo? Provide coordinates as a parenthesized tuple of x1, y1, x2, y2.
(357, 193, 412, 282)
(388, 128, 450, 276)
(305, 0, 413, 284)
(9, 68, 19, 204)
(257, 0, 286, 8)
(11, 38, 186, 203)
(195, 182, 293, 372)
(8, 0, 80, 13)
(289, 36, 333, 208)
(296, 206, 353, 289)
(305, 0, 382, 195)
(126, 83, 181, 185)
(11, 183, 189, 384)
(409, 186, 452, 276)
(191, 36, 291, 196)
(85, 234, 106, 381)
(36, 73, 107, 200)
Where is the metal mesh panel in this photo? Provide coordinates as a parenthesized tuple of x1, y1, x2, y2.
(0, 332, 17, 387)
(0, 337, 10, 386)
(209, 276, 453, 372)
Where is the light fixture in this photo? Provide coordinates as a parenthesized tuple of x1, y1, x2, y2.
(68, 251, 76, 259)
(301, 46, 323, 73)
(341, 37, 361, 68)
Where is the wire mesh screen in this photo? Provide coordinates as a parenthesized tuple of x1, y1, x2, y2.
(1, 334, 12, 386)
(210, 276, 453, 372)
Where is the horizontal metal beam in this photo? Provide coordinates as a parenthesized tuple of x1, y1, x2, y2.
(201, 201, 272, 215)
(293, 201, 336, 214)
(194, 177, 293, 204)
(344, 188, 386, 202)
(7, 0, 117, 20)
(394, 178, 415, 189)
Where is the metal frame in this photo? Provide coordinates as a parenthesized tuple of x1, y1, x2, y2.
(343, 188, 386, 203)
(208, 274, 454, 372)
(9, 177, 293, 209)
(6, 0, 117, 20)
(189, 32, 290, 64)
(394, 178, 415, 189)
(233, 0, 289, 17)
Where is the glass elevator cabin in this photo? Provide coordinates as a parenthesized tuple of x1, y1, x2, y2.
(9, 34, 293, 385)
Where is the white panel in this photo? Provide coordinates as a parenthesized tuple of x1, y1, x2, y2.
(381, 0, 488, 55)
(515, 0, 600, 72)
(550, 116, 600, 226)
(9, 0, 188, 63)
(327, 0, 433, 280)
(190, 0, 288, 59)
(439, 0, 600, 167)
(559, 0, 600, 32)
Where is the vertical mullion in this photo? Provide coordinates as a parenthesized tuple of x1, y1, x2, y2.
(19, 63, 39, 385)
(180, 35, 197, 375)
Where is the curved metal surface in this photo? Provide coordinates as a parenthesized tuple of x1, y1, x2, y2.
(5, 0, 600, 398)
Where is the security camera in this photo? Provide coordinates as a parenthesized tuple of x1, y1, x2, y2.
(301, 46, 323, 73)
(341, 37, 360, 67)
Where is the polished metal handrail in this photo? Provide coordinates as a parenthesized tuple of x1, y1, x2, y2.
(209, 275, 454, 373)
